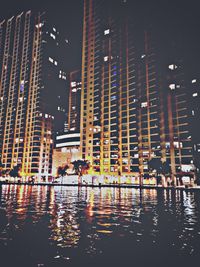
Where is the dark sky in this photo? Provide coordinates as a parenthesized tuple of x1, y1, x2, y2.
(0, 0, 200, 75)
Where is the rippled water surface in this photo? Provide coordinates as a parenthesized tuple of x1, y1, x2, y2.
(0, 185, 200, 267)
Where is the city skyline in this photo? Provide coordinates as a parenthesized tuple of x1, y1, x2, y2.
(0, 0, 200, 180)
(1, 2, 200, 267)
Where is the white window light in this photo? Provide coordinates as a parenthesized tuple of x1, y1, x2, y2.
(173, 141, 182, 148)
(141, 54, 146, 59)
(54, 61, 57, 66)
(193, 92, 198, 97)
(58, 106, 60, 111)
(0, 97, 3, 101)
(104, 29, 110, 35)
(168, 64, 178, 70)
(169, 84, 176, 90)
(192, 110, 195, 116)
(72, 88, 77, 92)
(45, 114, 48, 118)
(50, 33, 56, 39)
(36, 23, 43, 28)
(104, 56, 108, 62)
(71, 81, 76, 87)
(49, 57, 53, 63)
(141, 102, 147, 108)
(192, 79, 197, 83)
(53, 27, 56, 32)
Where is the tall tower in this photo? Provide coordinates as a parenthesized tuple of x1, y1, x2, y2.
(0, 11, 67, 178)
(81, 0, 194, 178)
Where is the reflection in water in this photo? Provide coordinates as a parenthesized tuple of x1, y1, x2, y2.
(0, 185, 200, 267)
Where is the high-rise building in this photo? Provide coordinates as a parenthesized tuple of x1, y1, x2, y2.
(80, 0, 194, 179)
(0, 11, 67, 178)
(52, 70, 81, 176)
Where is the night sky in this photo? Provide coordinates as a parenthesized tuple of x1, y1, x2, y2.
(0, 0, 200, 75)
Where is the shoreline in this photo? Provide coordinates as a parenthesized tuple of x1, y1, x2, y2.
(0, 181, 199, 191)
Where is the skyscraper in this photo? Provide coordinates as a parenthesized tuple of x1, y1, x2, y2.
(52, 70, 82, 176)
(0, 11, 67, 178)
(80, 0, 194, 180)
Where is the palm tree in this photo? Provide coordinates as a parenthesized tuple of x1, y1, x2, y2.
(9, 164, 21, 178)
(57, 164, 69, 183)
(71, 160, 90, 175)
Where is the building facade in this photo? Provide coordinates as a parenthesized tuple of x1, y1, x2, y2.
(80, 0, 194, 179)
(188, 77, 200, 180)
(65, 70, 81, 132)
(0, 11, 67, 178)
(52, 132, 81, 176)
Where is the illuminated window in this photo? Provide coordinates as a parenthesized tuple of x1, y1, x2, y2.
(50, 33, 56, 39)
(173, 142, 182, 148)
(193, 92, 198, 97)
(104, 29, 110, 35)
(71, 81, 76, 87)
(141, 102, 147, 108)
(54, 61, 57, 66)
(104, 56, 108, 62)
(168, 64, 178, 70)
(169, 84, 175, 90)
(192, 79, 197, 83)
(49, 57, 53, 63)
(36, 23, 43, 28)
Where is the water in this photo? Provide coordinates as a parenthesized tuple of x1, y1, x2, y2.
(0, 185, 200, 267)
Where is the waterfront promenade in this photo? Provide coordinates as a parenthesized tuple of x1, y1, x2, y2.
(0, 176, 199, 191)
